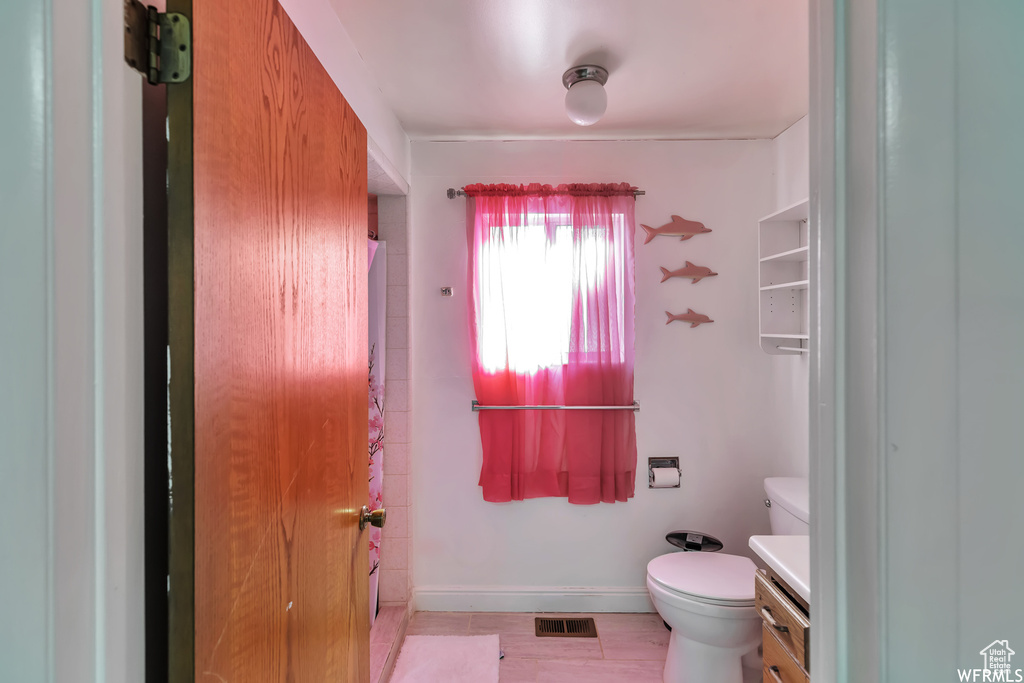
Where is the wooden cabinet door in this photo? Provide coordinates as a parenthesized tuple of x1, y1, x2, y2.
(167, 0, 369, 680)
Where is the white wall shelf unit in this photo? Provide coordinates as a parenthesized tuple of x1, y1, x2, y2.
(758, 198, 810, 355)
(760, 246, 809, 263)
(760, 280, 810, 292)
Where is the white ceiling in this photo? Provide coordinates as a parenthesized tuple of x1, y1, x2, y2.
(330, 0, 808, 141)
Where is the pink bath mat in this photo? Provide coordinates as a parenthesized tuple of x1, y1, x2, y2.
(389, 634, 500, 683)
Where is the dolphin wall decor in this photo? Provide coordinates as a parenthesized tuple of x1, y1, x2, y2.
(659, 261, 719, 284)
(665, 309, 714, 328)
(640, 215, 711, 244)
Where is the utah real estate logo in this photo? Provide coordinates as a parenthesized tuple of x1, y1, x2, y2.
(958, 640, 1023, 681)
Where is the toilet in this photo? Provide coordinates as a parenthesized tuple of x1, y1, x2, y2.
(763, 476, 810, 535)
(646, 477, 809, 683)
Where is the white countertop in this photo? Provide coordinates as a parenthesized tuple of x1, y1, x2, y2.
(749, 535, 810, 603)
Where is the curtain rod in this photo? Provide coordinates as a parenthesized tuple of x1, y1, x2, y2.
(447, 187, 645, 199)
(472, 400, 640, 412)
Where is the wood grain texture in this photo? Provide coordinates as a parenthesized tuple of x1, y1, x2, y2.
(189, 0, 369, 680)
(762, 624, 809, 683)
(755, 570, 810, 672)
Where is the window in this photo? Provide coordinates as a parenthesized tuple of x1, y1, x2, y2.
(477, 217, 627, 372)
(464, 183, 638, 504)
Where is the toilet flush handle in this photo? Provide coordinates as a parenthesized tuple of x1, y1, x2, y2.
(764, 498, 772, 508)
(359, 506, 387, 531)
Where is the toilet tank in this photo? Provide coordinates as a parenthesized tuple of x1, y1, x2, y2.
(764, 477, 809, 535)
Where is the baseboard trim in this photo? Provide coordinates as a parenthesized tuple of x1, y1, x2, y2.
(412, 585, 656, 613)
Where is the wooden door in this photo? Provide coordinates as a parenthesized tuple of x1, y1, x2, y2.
(166, 0, 369, 681)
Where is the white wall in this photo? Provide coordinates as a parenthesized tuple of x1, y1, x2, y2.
(774, 115, 810, 210)
(408, 139, 809, 611)
(0, 0, 145, 681)
(772, 116, 811, 479)
(945, 6, 1024, 663)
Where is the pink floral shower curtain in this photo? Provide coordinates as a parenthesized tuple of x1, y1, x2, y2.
(464, 183, 637, 504)
(367, 239, 386, 626)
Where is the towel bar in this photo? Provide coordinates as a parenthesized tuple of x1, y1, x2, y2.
(471, 400, 639, 412)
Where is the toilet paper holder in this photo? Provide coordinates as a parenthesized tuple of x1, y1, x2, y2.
(648, 457, 681, 488)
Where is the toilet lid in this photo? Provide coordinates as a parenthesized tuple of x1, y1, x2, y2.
(647, 552, 756, 605)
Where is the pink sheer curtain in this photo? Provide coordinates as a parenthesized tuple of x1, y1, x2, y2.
(465, 183, 637, 504)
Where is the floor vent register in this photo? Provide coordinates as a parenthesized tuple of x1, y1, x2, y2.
(534, 617, 598, 638)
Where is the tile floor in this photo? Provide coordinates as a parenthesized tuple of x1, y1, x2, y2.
(398, 611, 671, 683)
(371, 606, 408, 683)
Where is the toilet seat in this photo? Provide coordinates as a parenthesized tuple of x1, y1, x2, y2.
(647, 552, 756, 606)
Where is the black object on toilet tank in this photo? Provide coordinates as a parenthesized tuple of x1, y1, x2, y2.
(665, 530, 723, 552)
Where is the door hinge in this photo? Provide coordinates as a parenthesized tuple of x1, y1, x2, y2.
(123, 0, 190, 85)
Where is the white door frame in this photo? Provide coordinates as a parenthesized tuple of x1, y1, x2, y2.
(808, 0, 842, 680)
(810, 0, 886, 681)
(7, 0, 889, 681)
(1, 0, 145, 681)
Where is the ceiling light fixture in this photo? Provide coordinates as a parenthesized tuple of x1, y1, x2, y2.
(562, 65, 609, 126)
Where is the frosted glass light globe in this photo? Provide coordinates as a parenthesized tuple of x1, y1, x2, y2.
(564, 79, 607, 126)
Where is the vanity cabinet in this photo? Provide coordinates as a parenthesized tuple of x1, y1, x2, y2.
(755, 569, 810, 682)
(758, 198, 810, 355)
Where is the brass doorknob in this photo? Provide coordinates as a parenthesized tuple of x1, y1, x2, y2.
(359, 506, 386, 531)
